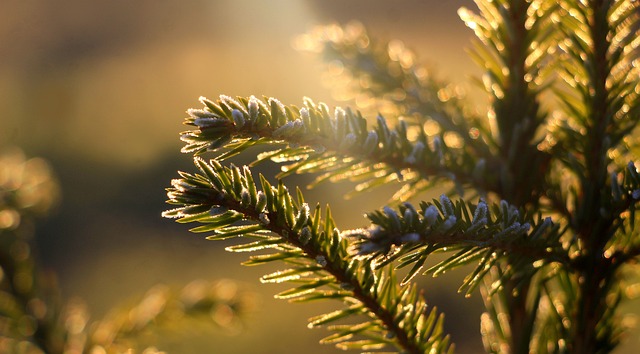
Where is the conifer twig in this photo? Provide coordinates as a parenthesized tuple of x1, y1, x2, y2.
(164, 159, 453, 353)
(180, 95, 496, 200)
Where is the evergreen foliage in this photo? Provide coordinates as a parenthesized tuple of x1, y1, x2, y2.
(166, 0, 640, 352)
(0, 149, 255, 353)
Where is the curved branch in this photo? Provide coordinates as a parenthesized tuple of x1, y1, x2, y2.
(343, 195, 569, 293)
(180, 95, 497, 200)
(296, 22, 492, 156)
(164, 158, 453, 353)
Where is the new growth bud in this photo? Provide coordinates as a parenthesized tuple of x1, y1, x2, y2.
(472, 201, 488, 226)
(248, 96, 259, 120)
(240, 188, 251, 206)
(424, 205, 439, 226)
(363, 131, 379, 155)
(255, 191, 267, 212)
(299, 226, 312, 245)
(300, 107, 310, 121)
(404, 142, 425, 164)
(384, 206, 402, 231)
(440, 194, 454, 217)
(293, 203, 310, 231)
(403, 208, 416, 226)
(232, 109, 246, 128)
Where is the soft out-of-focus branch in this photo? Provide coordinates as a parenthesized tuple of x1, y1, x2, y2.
(86, 279, 256, 353)
(294, 22, 494, 160)
(0, 148, 258, 354)
(0, 148, 63, 354)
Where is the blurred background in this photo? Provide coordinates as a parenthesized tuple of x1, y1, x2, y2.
(1, 1, 637, 353)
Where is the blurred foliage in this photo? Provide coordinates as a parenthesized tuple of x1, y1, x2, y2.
(0, 148, 64, 353)
(0, 148, 256, 353)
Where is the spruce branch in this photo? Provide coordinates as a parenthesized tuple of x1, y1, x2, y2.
(549, 1, 640, 352)
(459, 0, 558, 208)
(342, 195, 567, 295)
(294, 22, 492, 158)
(180, 95, 496, 201)
(459, 1, 568, 350)
(553, 0, 640, 171)
(163, 158, 453, 353)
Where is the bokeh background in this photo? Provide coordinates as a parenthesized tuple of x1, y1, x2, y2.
(2, 1, 638, 353)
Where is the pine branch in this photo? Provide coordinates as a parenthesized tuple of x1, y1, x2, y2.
(180, 95, 496, 201)
(164, 158, 453, 353)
